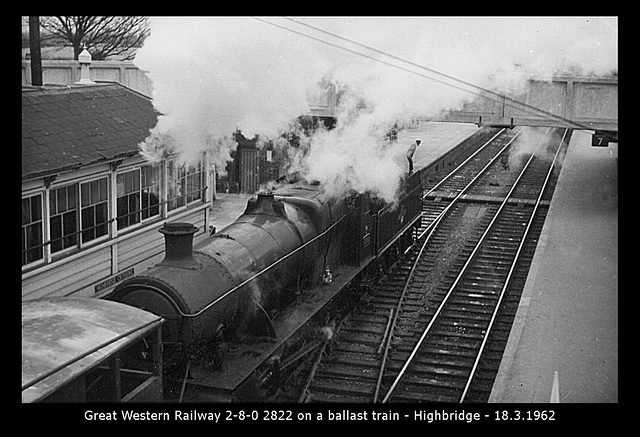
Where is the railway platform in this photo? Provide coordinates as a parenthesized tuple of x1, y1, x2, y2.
(393, 121, 480, 172)
(489, 130, 618, 403)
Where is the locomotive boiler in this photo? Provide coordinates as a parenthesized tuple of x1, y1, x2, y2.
(109, 183, 347, 373)
(109, 174, 422, 399)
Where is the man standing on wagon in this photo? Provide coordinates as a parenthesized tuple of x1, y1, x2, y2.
(406, 139, 421, 173)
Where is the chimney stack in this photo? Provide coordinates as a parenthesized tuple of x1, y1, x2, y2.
(76, 47, 94, 85)
(158, 222, 200, 269)
(243, 191, 285, 217)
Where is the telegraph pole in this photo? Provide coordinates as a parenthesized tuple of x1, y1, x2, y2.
(28, 16, 43, 86)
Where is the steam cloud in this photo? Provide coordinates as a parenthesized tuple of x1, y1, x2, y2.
(134, 16, 617, 202)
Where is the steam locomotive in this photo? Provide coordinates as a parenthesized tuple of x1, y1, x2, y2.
(108, 172, 423, 401)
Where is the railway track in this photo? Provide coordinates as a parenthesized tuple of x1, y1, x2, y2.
(295, 127, 570, 403)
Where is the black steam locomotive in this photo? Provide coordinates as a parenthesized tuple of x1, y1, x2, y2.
(108, 172, 422, 400)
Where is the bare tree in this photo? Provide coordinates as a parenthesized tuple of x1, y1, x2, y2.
(40, 16, 150, 60)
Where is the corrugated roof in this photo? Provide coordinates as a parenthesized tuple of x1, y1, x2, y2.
(22, 83, 159, 180)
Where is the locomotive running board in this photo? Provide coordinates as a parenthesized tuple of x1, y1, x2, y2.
(182, 260, 376, 402)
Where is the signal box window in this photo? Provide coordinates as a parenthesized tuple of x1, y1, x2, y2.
(167, 160, 204, 211)
(22, 194, 43, 266)
(80, 178, 109, 243)
(141, 164, 161, 219)
(117, 169, 140, 229)
(117, 164, 161, 230)
(49, 185, 78, 253)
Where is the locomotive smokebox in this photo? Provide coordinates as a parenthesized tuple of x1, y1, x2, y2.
(158, 222, 200, 269)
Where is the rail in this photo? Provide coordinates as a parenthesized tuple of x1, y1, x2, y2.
(458, 127, 568, 401)
(379, 127, 565, 403)
(371, 127, 521, 401)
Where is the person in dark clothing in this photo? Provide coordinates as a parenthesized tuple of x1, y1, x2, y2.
(406, 139, 421, 173)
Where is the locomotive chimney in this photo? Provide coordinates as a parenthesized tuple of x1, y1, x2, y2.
(256, 191, 274, 210)
(244, 191, 285, 217)
(158, 222, 200, 269)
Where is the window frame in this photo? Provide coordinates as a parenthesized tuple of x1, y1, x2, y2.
(22, 154, 209, 272)
(48, 184, 79, 255)
(46, 176, 111, 260)
(22, 193, 44, 267)
(116, 162, 162, 232)
(79, 177, 110, 246)
(166, 158, 205, 213)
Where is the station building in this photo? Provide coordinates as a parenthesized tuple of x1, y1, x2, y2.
(21, 81, 215, 301)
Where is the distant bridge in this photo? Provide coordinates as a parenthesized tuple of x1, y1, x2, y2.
(306, 75, 618, 141)
(438, 75, 617, 135)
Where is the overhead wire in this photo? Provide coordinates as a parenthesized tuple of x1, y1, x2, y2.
(252, 17, 497, 108)
(253, 16, 595, 131)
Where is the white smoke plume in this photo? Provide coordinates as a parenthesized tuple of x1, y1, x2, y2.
(507, 126, 554, 169)
(135, 17, 321, 170)
(134, 16, 617, 201)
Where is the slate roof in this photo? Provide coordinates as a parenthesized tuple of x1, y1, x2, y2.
(22, 83, 159, 180)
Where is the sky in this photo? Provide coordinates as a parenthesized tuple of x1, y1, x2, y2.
(133, 16, 618, 202)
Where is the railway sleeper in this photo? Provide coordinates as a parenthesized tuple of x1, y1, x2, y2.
(362, 299, 398, 314)
(375, 283, 410, 293)
(306, 392, 370, 403)
(328, 346, 379, 361)
(428, 327, 486, 341)
(401, 299, 433, 309)
(376, 283, 409, 293)
(321, 351, 380, 367)
(315, 364, 380, 381)
(483, 243, 522, 255)
(436, 318, 490, 331)
(452, 289, 500, 300)
(387, 354, 475, 374)
(388, 373, 466, 392)
(491, 226, 528, 236)
(464, 270, 510, 281)
(457, 280, 506, 291)
(348, 312, 395, 324)
(404, 289, 436, 300)
(480, 246, 518, 257)
(392, 342, 477, 359)
(339, 329, 387, 343)
(422, 336, 484, 351)
(338, 333, 386, 348)
(471, 258, 512, 268)
(387, 389, 459, 403)
(377, 281, 411, 290)
(445, 304, 495, 316)
(340, 313, 388, 335)
(400, 364, 471, 382)
(454, 286, 503, 297)
(356, 308, 402, 320)
(471, 254, 514, 265)
(411, 269, 436, 280)
(381, 369, 470, 391)
(384, 385, 464, 404)
(434, 318, 491, 334)
(449, 293, 500, 305)
(308, 379, 375, 397)
(414, 262, 437, 271)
